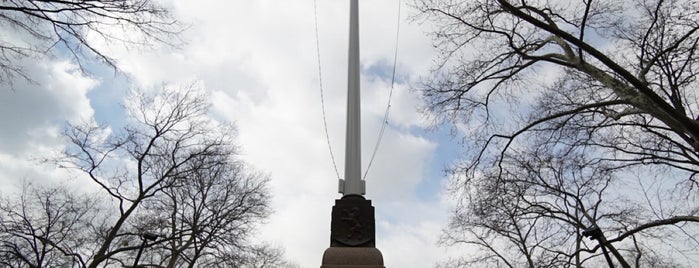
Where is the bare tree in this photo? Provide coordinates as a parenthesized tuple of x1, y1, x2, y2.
(56, 86, 219, 267)
(25, 85, 279, 268)
(0, 183, 97, 268)
(235, 244, 300, 268)
(132, 152, 272, 268)
(439, 150, 698, 267)
(412, 0, 699, 266)
(180, 243, 300, 268)
(0, 0, 181, 85)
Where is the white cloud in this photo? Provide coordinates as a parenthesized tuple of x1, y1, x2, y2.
(0, 59, 99, 195)
(0, 61, 96, 152)
(0, 0, 453, 267)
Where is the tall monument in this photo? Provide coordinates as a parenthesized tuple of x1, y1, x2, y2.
(321, 0, 385, 267)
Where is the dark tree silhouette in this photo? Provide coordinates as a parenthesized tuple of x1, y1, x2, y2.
(413, 0, 699, 266)
(0, 85, 290, 267)
(0, 0, 181, 85)
(0, 184, 97, 268)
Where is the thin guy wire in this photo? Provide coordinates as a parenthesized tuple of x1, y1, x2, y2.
(314, 0, 341, 180)
(363, 0, 402, 180)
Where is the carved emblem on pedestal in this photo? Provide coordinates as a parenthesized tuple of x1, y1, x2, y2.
(330, 195, 375, 247)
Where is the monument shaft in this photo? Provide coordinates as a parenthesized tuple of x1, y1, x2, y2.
(342, 0, 365, 196)
(323, 1, 384, 267)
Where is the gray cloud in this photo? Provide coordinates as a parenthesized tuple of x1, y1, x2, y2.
(73, 0, 455, 266)
(0, 60, 95, 154)
(0, 59, 96, 193)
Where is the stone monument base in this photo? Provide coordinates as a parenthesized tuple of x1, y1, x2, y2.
(321, 247, 384, 268)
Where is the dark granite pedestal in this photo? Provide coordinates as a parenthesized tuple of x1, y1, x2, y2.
(320, 195, 385, 268)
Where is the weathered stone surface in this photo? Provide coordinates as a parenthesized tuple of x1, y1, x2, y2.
(323, 195, 384, 267)
(330, 195, 375, 247)
(321, 247, 384, 268)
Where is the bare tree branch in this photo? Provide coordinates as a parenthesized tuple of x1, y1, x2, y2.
(415, 0, 699, 266)
(0, 0, 182, 86)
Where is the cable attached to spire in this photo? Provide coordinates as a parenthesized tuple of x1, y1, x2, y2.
(314, 0, 341, 181)
(363, 0, 402, 180)
(314, 0, 403, 182)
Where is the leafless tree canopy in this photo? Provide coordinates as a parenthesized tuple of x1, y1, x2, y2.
(0, 0, 181, 85)
(0, 86, 292, 268)
(133, 154, 273, 268)
(413, 0, 699, 267)
(0, 184, 97, 267)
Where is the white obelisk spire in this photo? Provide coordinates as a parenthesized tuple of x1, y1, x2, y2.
(322, 3, 384, 266)
(340, 0, 365, 196)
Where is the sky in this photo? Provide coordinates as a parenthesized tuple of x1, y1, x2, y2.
(0, 0, 467, 267)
